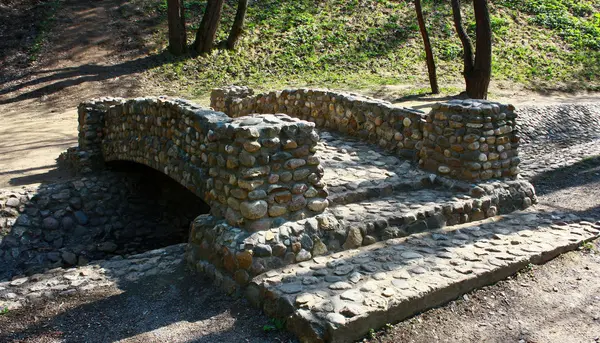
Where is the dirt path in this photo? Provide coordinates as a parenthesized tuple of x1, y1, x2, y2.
(0, 0, 158, 189)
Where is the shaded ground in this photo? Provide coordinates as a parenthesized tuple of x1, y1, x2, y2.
(532, 156, 600, 218)
(0, 264, 293, 343)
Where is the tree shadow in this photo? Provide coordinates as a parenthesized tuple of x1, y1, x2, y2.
(0, 262, 294, 343)
(529, 155, 600, 218)
(530, 156, 600, 193)
(0, 52, 184, 106)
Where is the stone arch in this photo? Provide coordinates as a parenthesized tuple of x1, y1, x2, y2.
(74, 96, 329, 232)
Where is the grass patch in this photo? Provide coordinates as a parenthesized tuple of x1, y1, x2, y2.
(262, 318, 285, 332)
(120, 0, 600, 99)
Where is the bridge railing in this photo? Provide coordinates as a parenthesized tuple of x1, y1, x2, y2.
(74, 96, 329, 232)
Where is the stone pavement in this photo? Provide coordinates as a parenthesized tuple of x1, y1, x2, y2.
(516, 103, 600, 179)
(245, 210, 600, 342)
(317, 130, 431, 205)
(520, 139, 600, 180)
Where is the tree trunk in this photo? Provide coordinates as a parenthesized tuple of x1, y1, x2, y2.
(469, 0, 492, 99)
(226, 0, 248, 50)
(167, 0, 187, 56)
(192, 0, 224, 54)
(450, 0, 474, 73)
(450, 0, 492, 99)
(414, 0, 439, 94)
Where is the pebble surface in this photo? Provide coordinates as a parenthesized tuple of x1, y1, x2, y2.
(0, 244, 185, 311)
(249, 211, 600, 342)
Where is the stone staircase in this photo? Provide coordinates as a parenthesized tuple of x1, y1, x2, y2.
(244, 211, 600, 342)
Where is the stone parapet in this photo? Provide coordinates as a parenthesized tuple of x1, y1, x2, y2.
(211, 87, 522, 181)
(419, 99, 520, 180)
(211, 87, 427, 159)
(75, 96, 328, 231)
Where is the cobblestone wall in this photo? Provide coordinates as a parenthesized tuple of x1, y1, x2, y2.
(0, 170, 207, 280)
(74, 97, 328, 231)
(420, 100, 520, 180)
(211, 87, 427, 159)
(211, 87, 522, 181)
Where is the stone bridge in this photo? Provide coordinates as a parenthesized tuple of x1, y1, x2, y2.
(68, 89, 532, 294)
(70, 89, 524, 233)
(39, 88, 539, 342)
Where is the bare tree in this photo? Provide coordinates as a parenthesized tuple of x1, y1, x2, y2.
(450, 0, 492, 99)
(167, 0, 187, 56)
(192, 0, 224, 54)
(226, 0, 248, 50)
(414, 0, 439, 94)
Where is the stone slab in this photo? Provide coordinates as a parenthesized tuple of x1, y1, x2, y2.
(317, 130, 432, 204)
(245, 211, 600, 342)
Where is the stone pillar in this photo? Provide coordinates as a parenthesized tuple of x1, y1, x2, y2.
(203, 114, 329, 231)
(210, 86, 254, 115)
(420, 99, 520, 180)
(60, 98, 126, 173)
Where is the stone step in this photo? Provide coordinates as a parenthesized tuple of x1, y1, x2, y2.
(329, 182, 534, 242)
(245, 210, 600, 342)
(319, 129, 436, 206)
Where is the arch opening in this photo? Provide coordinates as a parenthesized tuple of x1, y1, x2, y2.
(104, 160, 210, 253)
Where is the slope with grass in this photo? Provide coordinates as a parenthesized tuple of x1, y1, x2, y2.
(116, 0, 600, 99)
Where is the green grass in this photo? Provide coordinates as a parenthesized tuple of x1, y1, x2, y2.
(262, 318, 285, 332)
(122, 0, 600, 98)
(581, 241, 597, 251)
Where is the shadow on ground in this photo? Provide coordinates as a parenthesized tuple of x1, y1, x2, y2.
(0, 161, 210, 281)
(530, 155, 600, 218)
(0, 53, 180, 106)
(0, 263, 294, 343)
